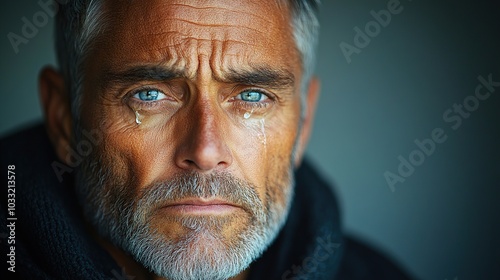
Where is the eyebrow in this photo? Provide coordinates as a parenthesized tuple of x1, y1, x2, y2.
(221, 67, 295, 90)
(100, 64, 295, 90)
(101, 65, 185, 88)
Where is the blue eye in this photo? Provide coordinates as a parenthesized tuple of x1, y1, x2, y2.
(133, 89, 166, 101)
(238, 90, 267, 102)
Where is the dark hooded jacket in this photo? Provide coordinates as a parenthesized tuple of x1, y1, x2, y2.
(1, 124, 414, 279)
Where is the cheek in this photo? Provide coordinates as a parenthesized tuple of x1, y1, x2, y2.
(104, 128, 179, 189)
(230, 113, 299, 206)
(81, 89, 181, 189)
(264, 126, 297, 204)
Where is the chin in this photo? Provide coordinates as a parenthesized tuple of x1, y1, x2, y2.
(123, 210, 275, 280)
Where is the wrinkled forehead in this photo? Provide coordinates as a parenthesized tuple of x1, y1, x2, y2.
(90, 0, 300, 78)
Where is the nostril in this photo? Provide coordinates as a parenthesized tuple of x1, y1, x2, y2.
(181, 159, 196, 168)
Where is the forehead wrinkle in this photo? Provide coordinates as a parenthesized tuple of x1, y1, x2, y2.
(128, 0, 288, 48)
(168, 2, 278, 26)
(165, 1, 280, 29)
(151, 36, 260, 52)
(99, 0, 294, 49)
(93, 0, 299, 90)
(172, 4, 285, 29)
(142, 21, 263, 48)
(165, 17, 266, 36)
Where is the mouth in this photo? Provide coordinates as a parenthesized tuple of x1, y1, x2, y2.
(160, 198, 242, 215)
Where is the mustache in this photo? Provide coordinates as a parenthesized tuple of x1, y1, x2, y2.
(135, 171, 265, 219)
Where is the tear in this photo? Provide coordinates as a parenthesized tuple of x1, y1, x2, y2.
(243, 108, 255, 119)
(259, 118, 267, 146)
(135, 110, 142, 125)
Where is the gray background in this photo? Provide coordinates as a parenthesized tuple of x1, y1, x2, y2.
(1, 0, 499, 279)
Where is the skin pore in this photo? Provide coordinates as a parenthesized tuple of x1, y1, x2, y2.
(40, 0, 319, 279)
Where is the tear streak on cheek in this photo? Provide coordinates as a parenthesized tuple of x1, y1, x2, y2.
(239, 115, 268, 152)
(259, 118, 267, 147)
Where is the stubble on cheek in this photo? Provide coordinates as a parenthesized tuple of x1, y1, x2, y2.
(262, 118, 298, 217)
(266, 154, 294, 216)
(77, 134, 137, 225)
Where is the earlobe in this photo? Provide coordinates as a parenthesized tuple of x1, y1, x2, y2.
(294, 77, 320, 168)
(39, 67, 73, 164)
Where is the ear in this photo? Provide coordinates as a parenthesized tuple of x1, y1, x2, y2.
(39, 67, 73, 164)
(294, 77, 320, 168)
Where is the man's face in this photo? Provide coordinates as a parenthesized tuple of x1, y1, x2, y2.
(75, 0, 305, 279)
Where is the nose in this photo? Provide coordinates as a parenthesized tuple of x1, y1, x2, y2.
(174, 99, 233, 172)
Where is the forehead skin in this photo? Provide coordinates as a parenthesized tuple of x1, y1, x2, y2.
(89, 0, 300, 81)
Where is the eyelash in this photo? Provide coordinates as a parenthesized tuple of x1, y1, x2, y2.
(236, 88, 273, 101)
(235, 99, 270, 111)
(231, 88, 274, 110)
(127, 86, 169, 110)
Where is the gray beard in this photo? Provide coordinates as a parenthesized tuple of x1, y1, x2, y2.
(75, 158, 294, 280)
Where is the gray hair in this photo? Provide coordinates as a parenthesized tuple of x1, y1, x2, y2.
(55, 0, 320, 120)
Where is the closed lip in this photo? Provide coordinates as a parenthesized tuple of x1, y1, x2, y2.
(159, 198, 242, 214)
(164, 198, 239, 207)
